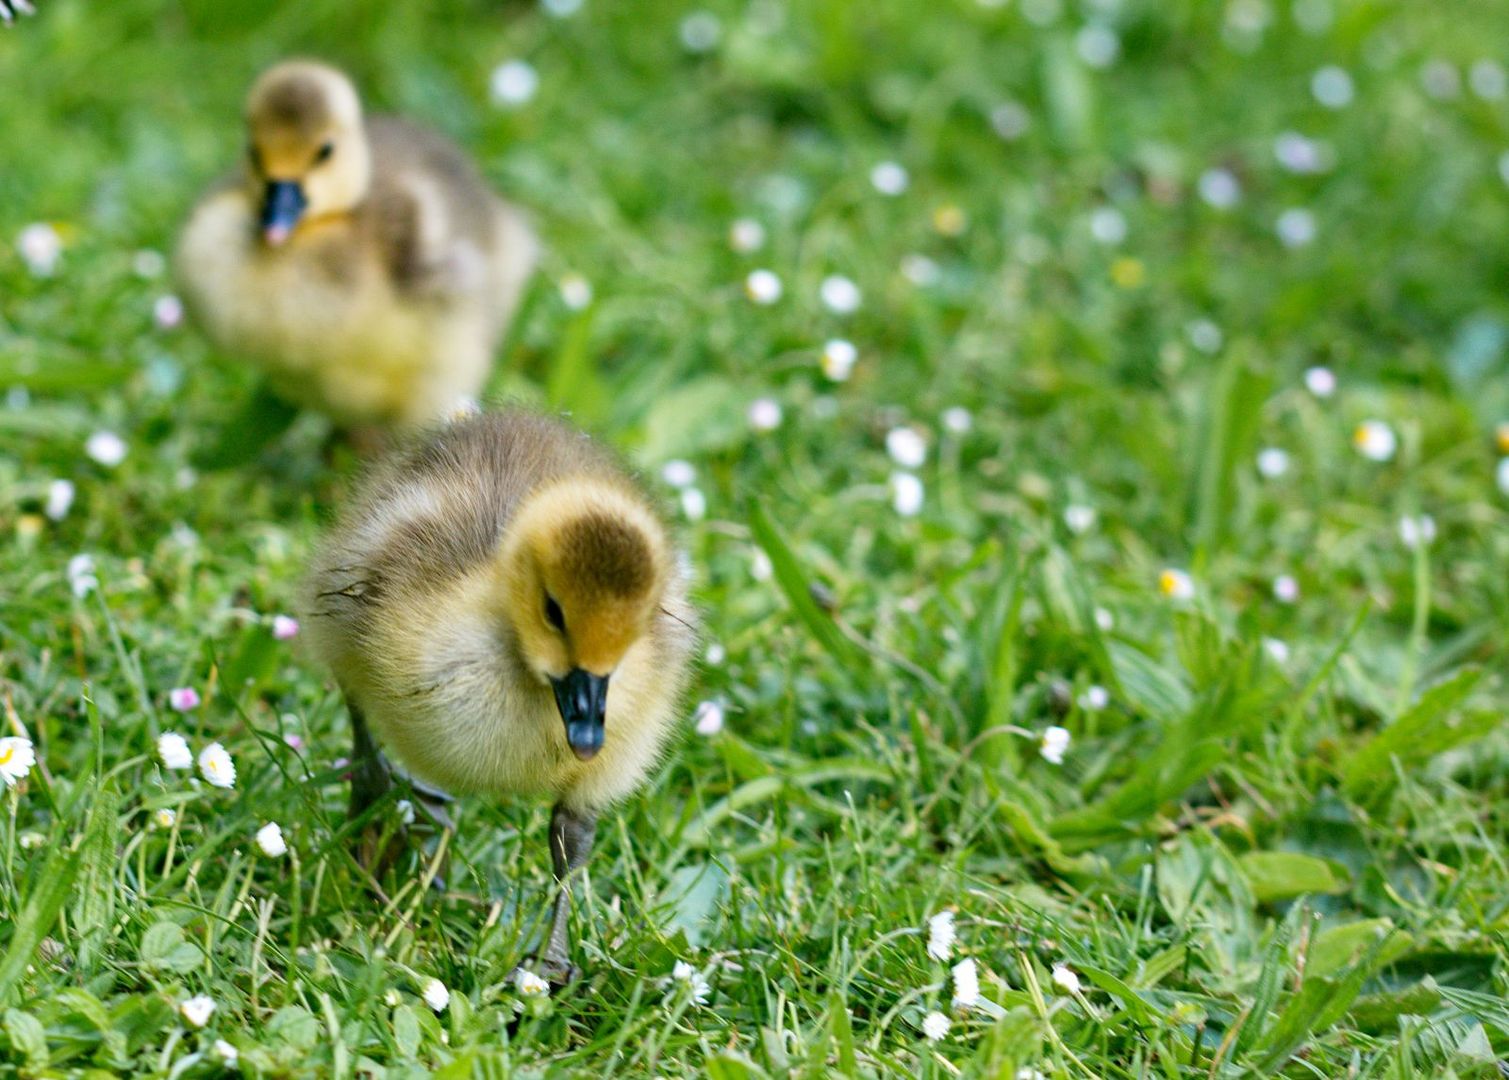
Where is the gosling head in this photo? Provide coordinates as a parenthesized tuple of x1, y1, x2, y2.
(243, 60, 371, 246)
(497, 480, 673, 761)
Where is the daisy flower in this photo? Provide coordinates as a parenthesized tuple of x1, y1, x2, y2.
(750, 549, 773, 582)
(921, 1010, 951, 1040)
(158, 732, 193, 770)
(1273, 574, 1299, 603)
(179, 995, 216, 1028)
(926, 910, 956, 961)
(1075, 23, 1120, 67)
(1398, 514, 1436, 549)
(168, 687, 201, 712)
(670, 960, 711, 1004)
(1063, 504, 1096, 534)
(661, 459, 696, 488)
(16, 222, 61, 276)
(1263, 638, 1291, 664)
(558, 274, 592, 311)
(728, 218, 766, 254)
(747, 398, 783, 432)
(679, 488, 707, 521)
(885, 427, 927, 469)
(1039, 726, 1071, 765)
(1304, 366, 1337, 397)
(1078, 685, 1109, 711)
(44, 479, 75, 521)
(870, 161, 909, 196)
(1276, 208, 1317, 248)
(213, 1041, 238, 1066)
(1088, 206, 1127, 245)
(422, 978, 451, 1012)
(272, 615, 300, 640)
(1311, 65, 1354, 108)
(152, 808, 177, 829)
(1051, 964, 1080, 994)
(1352, 420, 1396, 462)
(197, 742, 236, 789)
(153, 294, 185, 330)
(0, 737, 36, 788)
(1186, 318, 1224, 353)
(85, 431, 128, 468)
(489, 60, 539, 107)
(990, 101, 1031, 140)
(514, 968, 550, 996)
(1256, 448, 1290, 478)
(678, 11, 721, 52)
(1197, 168, 1241, 209)
(821, 339, 858, 382)
(255, 822, 288, 858)
(942, 406, 972, 434)
(890, 472, 924, 517)
(744, 269, 782, 305)
(900, 253, 941, 286)
(819, 274, 862, 315)
(951, 958, 980, 1009)
(1159, 569, 1195, 601)
(1497, 457, 1509, 496)
(693, 700, 725, 736)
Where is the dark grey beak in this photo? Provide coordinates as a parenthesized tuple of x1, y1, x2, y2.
(550, 668, 609, 761)
(260, 180, 307, 246)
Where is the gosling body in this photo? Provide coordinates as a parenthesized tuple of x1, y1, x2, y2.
(178, 61, 536, 430)
(305, 412, 696, 811)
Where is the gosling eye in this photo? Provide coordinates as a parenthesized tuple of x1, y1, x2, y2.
(543, 595, 566, 633)
(314, 140, 335, 164)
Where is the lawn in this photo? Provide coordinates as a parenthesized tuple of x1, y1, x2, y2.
(3, 0, 1509, 1075)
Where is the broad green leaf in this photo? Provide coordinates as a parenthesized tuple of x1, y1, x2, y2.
(1307, 919, 1411, 979)
(746, 503, 863, 670)
(1341, 668, 1487, 798)
(1238, 851, 1351, 903)
(3, 1009, 47, 1070)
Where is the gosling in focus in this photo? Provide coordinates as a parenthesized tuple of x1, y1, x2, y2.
(303, 411, 697, 980)
(177, 60, 537, 432)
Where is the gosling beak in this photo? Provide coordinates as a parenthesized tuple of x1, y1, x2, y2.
(551, 668, 609, 761)
(259, 180, 307, 246)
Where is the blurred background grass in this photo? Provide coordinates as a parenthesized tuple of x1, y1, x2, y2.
(2, 0, 1509, 1075)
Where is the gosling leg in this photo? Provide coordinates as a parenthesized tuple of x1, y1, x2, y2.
(538, 801, 597, 983)
(347, 698, 401, 873)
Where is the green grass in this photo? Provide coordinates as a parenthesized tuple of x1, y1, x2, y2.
(3, 0, 1509, 1075)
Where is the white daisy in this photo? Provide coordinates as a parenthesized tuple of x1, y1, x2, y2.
(819, 274, 862, 315)
(213, 1040, 238, 1066)
(1311, 65, 1354, 108)
(678, 11, 721, 52)
(703, 642, 726, 666)
(16, 222, 61, 276)
(1050, 964, 1080, 994)
(661, 459, 696, 488)
(942, 406, 972, 434)
(900, 253, 942, 286)
(1469, 59, 1507, 101)
(85, 431, 127, 468)
(558, 273, 593, 311)
(396, 799, 416, 825)
(1420, 59, 1461, 100)
(1088, 206, 1127, 245)
(1273, 574, 1299, 603)
(1196, 168, 1241, 209)
(1263, 637, 1291, 664)
(1276, 208, 1317, 248)
(744, 269, 783, 305)
(885, 427, 927, 469)
(1094, 607, 1114, 631)
(152, 808, 177, 829)
(926, 910, 955, 961)
(1075, 23, 1120, 68)
(514, 967, 550, 996)
(921, 1010, 951, 1040)
(1274, 131, 1327, 174)
(870, 161, 909, 196)
(255, 822, 288, 858)
(670, 960, 711, 1004)
(153, 294, 185, 330)
(750, 549, 773, 582)
(1078, 685, 1109, 711)
(821, 339, 858, 382)
(44, 479, 75, 521)
(1063, 504, 1096, 535)
(748, 398, 783, 432)
(1398, 514, 1437, 549)
(422, 978, 450, 1012)
(951, 957, 980, 1009)
(1304, 366, 1337, 397)
(1256, 447, 1290, 479)
(67, 553, 98, 598)
(1352, 420, 1396, 462)
(1159, 569, 1195, 601)
(1497, 457, 1509, 496)
(990, 100, 1031, 140)
(168, 687, 201, 712)
(489, 60, 539, 107)
(693, 700, 725, 736)
(179, 995, 216, 1028)
(1186, 318, 1224, 353)
(272, 615, 300, 640)
(1039, 726, 1071, 765)
(728, 218, 766, 254)
(890, 472, 924, 517)
(0, 737, 36, 788)
(158, 732, 193, 770)
(132, 249, 166, 278)
(679, 488, 707, 522)
(197, 742, 236, 789)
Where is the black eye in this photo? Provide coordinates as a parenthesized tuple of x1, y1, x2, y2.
(544, 596, 566, 632)
(314, 141, 334, 164)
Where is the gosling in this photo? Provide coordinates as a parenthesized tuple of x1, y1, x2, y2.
(177, 60, 537, 433)
(303, 411, 697, 980)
